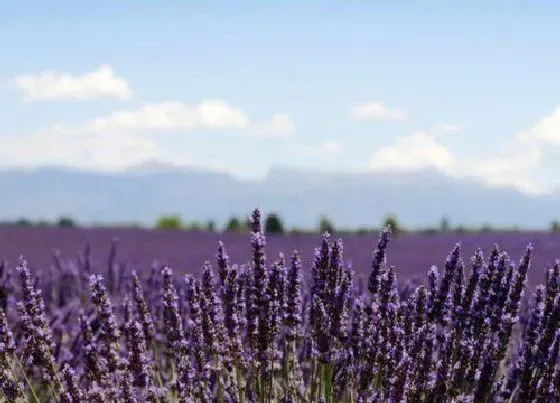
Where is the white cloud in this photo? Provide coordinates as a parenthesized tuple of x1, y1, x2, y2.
(370, 131, 454, 171)
(0, 124, 161, 170)
(516, 105, 560, 145)
(298, 140, 342, 157)
(349, 102, 409, 121)
(90, 100, 250, 132)
(451, 143, 541, 194)
(324, 141, 341, 153)
(435, 123, 461, 135)
(368, 125, 544, 194)
(0, 99, 294, 170)
(251, 113, 296, 137)
(88, 102, 296, 138)
(14, 65, 132, 101)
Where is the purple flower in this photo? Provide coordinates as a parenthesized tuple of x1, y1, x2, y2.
(89, 274, 120, 372)
(131, 271, 156, 347)
(285, 251, 303, 342)
(368, 226, 391, 297)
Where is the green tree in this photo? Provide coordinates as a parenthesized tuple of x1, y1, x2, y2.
(14, 218, 32, 227)
(440, 216, 450, 232)
(225, 216, 242, 232)
(57, 215, 76, 228)
(480, 223, 493, 233)
(550, 220, 560, 233)
(155, 214, 183, 230)
(264, 212, 284, 234)
(319, 215, 335, 234)
(383, 214, 400, 234)
(206, 220, 216, 233)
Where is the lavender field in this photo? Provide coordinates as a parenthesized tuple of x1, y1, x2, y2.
(0, 225, 558, 288)
(0, 209, 558, 402)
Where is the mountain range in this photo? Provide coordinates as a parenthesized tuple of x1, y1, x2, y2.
(0, 164, 557, 230)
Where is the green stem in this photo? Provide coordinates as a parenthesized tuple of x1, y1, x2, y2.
(12, 356, 40, 403)
(282, 342, 289, 399)
(214, 353, 223, 403)
(269, 372, 275, 402)
(310, 357, 318, 402)
(151, 347, 165, 391)
(170, 360, 177, 403)
(256, 368, 263, 403)
(318, 362, 324, 401)
(323, 362, 333, 403)
(236, 364, 245, 403)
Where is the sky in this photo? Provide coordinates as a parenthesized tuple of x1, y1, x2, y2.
(1, 1, 560, 195)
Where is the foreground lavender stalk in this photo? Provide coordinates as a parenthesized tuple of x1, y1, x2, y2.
(16, 257, 66, 398)
(89, 274, 121, 373)
(0, 307, 24, 401)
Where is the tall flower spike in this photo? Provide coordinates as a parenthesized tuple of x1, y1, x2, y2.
(162, 267, 193, 399)
(16, 257, 61, 384)
(106, 237, 118, 295)
(200, 261, 225, 360)
(368, 226, 391, 297)
(79, 311, 109, 387)
(122, 298, 151, 389)
(223, 266, 243, 363)
(495, 245, 534, 364)
(119, 369, 138, 403)
(285, 251, 303, 342)
(431, 243, 461, 323)
(60, 363, 84, 403)
(185, 275, 211, 400)
(0, 307, 24, 401)
(89, 274, 121, 372)
(217, 241, 230, 292)
(131, 271, 156, 347)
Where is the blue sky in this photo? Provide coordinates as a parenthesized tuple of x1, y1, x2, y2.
(1, 1, 560, 194)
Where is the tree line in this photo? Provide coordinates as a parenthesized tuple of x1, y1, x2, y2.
(2, 214, 560, 235)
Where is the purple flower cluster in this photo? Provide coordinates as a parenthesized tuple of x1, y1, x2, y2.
(0, 208, 558, 402)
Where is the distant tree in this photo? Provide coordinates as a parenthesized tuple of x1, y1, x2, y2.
(206, 220, 216, 233)
(225, 216, 242, 232)
(440, 216, 450, 232)
(319, 215, 335, 234)
(383, 214, 400, 235)
(57, 215, 76, 228)
(480, 223, 492, 233)
(551, 220, 560, 233)
(155, 214, 183, 230)
(187, 221, 202, 231)
(14, 218, 32, 227)
(265, 212, 284, 234)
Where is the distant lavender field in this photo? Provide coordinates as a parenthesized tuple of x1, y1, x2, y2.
(1, 226, 558, 288)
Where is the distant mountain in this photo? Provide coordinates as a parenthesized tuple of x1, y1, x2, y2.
(0, 165, 557, 229)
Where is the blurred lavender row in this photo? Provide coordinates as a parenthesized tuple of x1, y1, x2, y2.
(0, 208, 558, 402)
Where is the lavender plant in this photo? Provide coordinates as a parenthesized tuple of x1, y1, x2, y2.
(0, 208, 557, 402)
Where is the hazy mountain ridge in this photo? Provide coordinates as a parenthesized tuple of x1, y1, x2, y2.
(0, 166, 557, 229)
